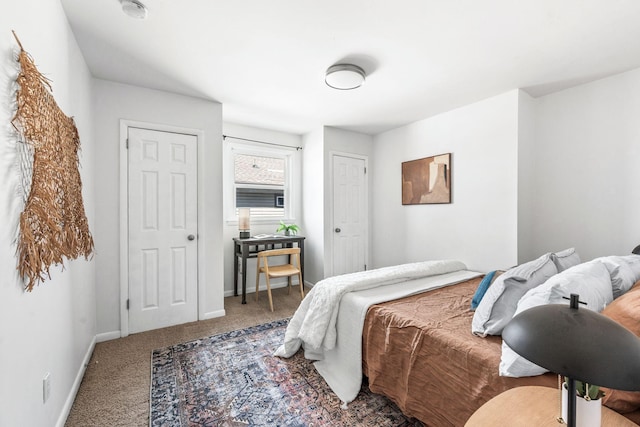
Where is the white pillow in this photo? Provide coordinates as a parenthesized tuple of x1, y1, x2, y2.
(472, 253, 557, 337)
(500, 260, 614, 377)
(593, 256, 639, 298)
(551, 248, 581, 272)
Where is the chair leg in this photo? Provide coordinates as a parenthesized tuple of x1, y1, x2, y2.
(255, 268, 260, 302)
(298, 272, 304, 298)
(287, 275, 292, 295)
(265, 275, 274, 312)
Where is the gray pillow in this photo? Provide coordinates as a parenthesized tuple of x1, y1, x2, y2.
(593, 256, 639, 298)
(551, 247, 581, 272)
(500, 260, 613, 377)
(620, 254, 640, 280)
(472, 253, 557, 337)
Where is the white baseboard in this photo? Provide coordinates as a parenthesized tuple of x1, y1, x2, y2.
(56, 335, 96, 427)
(202, 309, 226, 320)
(96, 330, 121, 343)
(224, 280, 316, 297)
(224, 281, 295, 298)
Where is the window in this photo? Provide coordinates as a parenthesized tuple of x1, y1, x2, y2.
(225, 140, 297, 222)
(235, 153, 286, 218)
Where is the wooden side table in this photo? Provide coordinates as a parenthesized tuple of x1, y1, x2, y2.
(465, 386, 637, 426)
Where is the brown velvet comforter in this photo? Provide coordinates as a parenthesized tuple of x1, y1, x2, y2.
(362, 277, 557, 427)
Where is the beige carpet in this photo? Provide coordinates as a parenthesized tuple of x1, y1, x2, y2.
(65, 286, 303, 427)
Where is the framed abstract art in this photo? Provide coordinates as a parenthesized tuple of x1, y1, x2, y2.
(402, 153, 451, 205)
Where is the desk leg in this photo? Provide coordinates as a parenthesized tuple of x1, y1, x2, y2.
(299, 240, 305, 286)
(233, 244, 238, 297)
(241, 244, 248, 304)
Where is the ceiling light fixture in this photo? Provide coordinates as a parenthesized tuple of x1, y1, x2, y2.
(325, 64, 366, 90)
(120, 0, 148, 19)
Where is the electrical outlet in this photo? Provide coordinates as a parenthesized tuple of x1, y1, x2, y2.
(43, 373, 51, 403)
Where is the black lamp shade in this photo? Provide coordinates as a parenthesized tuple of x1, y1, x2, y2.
(503, 303, 640, 391)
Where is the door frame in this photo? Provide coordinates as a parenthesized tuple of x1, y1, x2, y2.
(328, 151, 370, 277)
(119, 119, 205, 337)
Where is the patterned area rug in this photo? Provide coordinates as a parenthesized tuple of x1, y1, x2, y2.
(151, 319, 423, 426)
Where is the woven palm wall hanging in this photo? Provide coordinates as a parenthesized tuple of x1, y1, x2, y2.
(11, 32, 94, 291)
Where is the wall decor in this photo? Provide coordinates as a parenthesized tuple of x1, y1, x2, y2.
(402, 153, 451, 205)
(11, 32, 94, 291)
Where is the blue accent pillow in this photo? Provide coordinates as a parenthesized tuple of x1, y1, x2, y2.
(471, 271, 497, 310)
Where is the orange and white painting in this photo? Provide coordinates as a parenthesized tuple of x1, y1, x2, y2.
(402, 153, 451, 204)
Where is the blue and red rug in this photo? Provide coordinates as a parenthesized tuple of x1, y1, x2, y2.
(150, 318, 422, 426)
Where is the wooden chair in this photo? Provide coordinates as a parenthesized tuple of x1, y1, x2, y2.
(255, 247, 304, 311)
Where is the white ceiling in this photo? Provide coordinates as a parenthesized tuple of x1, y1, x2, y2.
(60, 0, 640, 135)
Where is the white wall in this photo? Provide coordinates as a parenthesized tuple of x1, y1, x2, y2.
(371, 73, 640, 270)
(301, 127, 325, 284)
(0, 3, 96, 426)
(92, 79, 223, 336)
(372, 91, 521, 272)
(221, 122, 303, 296)
(528, 68, 640, 261)
(517, 90, 538, 263)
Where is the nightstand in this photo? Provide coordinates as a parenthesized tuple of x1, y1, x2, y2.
(465, 386, 637, 426)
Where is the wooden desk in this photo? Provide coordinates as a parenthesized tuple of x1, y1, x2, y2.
(233, 236, 305, 304)
(465, 386, 637, 427)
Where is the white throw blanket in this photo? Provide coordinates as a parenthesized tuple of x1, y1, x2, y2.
(274, 259, 481, 404)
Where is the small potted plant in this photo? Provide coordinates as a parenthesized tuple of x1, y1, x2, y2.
(276, 221, 299, 236)
(561, 378, 603, 427)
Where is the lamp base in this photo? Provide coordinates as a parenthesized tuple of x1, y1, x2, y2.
(239, 231, 250, 239)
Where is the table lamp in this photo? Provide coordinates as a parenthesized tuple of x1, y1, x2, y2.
(503, 294, 640, 427)
(238, 208, 250, 238)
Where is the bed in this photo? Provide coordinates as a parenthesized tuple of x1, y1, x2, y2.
(361, 276, 557, 426)
(275, 254, 640, 427)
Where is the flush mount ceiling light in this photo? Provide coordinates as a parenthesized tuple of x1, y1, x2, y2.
(120, 0, 148, 19)
(325, 64, 366, 90)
